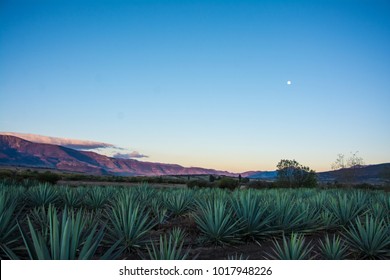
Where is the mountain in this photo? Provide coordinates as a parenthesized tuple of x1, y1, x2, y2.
(1, 134, 389, 183)
(244, 165, 390, 184)
(0, 135, 237, 176)
(317, 163, 390, 185)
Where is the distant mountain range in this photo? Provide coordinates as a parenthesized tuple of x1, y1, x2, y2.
(0, 135, 238, 176)
(1, 134, 389, 183)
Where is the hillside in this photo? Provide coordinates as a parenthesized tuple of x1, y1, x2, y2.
(0, 135, 236, 176)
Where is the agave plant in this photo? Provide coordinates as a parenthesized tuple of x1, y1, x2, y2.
(369, 203, 388, 220)
(342, 214, 390, 259)
(318, 234, 349, 260)
(377, 195, 390, 213)
(319, 210, 339, 229)
(170, 227, 187, 245)
(106, 196, 155, 253)
(231, 191, 274, 239)
(134, 183, 156, 203)
(163, 190, 193, 216)
(146, 232, 189, 260)
(327, 194, 365, 226)
(0, 192, 20, 259)
(61, 187, 85, 208)
(18, 205, 118, 259)
(350, 190, 370, 210)
(268, 233, 313, 260)
(269, 194, 307, 232)
(85, 187, 112, 210)
(26, 183, 59, 207)
(193, 198, 242, 245)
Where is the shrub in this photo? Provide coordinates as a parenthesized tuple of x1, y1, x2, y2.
(217, 177, 238, 190)
(247, 180, 276, 189)
(186, 179, 211, 189)
(36, 171, 61, 184)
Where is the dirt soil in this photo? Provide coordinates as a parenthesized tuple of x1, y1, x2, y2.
(117, 215, 330, 260)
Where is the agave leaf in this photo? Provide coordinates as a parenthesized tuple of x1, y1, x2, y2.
(318, 234, 349, 260)
(342, 214, 390, 259)
(268, 233, 313, 260)
(194, 198, 242, 245)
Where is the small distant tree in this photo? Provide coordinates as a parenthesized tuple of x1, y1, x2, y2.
(276, 159, 317, 188)
(332, 151, 364, 184)
(217, 177, 238, 190)
(209, 175, 215, 182)
(37, 171, 61, 184)
(238, 174, 242, 182)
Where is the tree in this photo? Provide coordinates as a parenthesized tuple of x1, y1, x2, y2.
(276, 159, 317, 188)
(331, 151, 364, 184)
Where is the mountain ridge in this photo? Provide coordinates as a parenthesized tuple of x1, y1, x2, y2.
(0, 135, 238, 176)
(1, 134, 389, 184)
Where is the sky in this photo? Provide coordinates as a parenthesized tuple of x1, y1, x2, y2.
(1, 0, 389, 172)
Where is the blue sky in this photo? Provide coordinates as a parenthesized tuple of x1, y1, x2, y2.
(1, 0, 389, 172)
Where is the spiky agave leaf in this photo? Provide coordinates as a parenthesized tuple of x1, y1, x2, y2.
(0, 191, 21, 259)
(318, 234, 349, 260)
(106, 197, 155, 253)
(18, 205, 108, 259)
(193, 198, 243, 245)
(170, 227, 187, 245)
(269, 194, 307, 232)
(231, 190, 274, 239)
(226, 253, 249, 260)
(26, 183, 59, 208)
(342, 214, 390, 259)
(268, 233, 313, 260)
(163, 190, 193, 216)
(61, 187, 84, 208)
(85, 187, 112, 210)
(146, 233, 189, 260)
(327, 194, 365, 226)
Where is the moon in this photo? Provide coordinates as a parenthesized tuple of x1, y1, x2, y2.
(287, 80, 292, 85)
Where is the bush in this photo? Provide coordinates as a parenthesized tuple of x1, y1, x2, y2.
(217, 178, 238, 190)
(187, 179, 211, 189)
(247, 180, 276, 189)
(36, 171, 61, 184)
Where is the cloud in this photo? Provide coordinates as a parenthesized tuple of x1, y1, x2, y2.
(1, 132, 149, 159)
(1, 132, 113, 150)
(112, 152, 149, 159)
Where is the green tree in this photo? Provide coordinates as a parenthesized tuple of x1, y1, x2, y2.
(276, 159, 317, 188)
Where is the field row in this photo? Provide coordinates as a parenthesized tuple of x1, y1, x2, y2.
(1, 183, 389, 259)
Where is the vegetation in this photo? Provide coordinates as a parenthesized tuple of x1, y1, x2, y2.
(332, 152, 365, 184)
(276, 159, 317, 188)
(0, 181, 389, 260)
(268, 233, 313, 260)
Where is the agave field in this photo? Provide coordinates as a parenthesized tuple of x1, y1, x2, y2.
(1, 182, 389, 260)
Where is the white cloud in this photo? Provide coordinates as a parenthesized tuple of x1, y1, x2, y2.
(112, 152, 148, 159)
(1, 132, 113, 149)
(0, 132, 148, 159)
